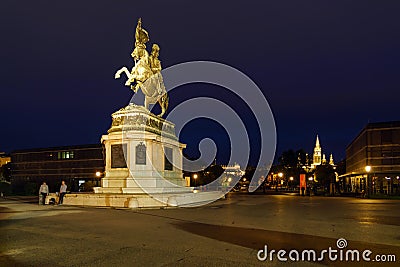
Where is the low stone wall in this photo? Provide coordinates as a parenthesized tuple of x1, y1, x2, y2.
(63, 193, 165, 208)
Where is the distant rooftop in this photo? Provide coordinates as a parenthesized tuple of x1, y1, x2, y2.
(346, 120, 400, 149)
(365, 121, 400, 129)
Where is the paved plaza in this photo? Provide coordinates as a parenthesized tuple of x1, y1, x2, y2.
(1, 194, 399, 266)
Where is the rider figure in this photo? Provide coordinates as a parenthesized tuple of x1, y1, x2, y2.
(149, 44, 163, 95)
(149, 44, 161, 74)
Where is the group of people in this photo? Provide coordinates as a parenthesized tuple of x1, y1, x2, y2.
(39, 180, 67, 205)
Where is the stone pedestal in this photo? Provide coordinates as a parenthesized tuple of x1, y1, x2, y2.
(63, 104, 223, 208)
(97, 103, 190, 194)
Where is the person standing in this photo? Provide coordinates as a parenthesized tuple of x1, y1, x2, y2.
(58, 181, 67, 205)
(39, 182, 49, 205)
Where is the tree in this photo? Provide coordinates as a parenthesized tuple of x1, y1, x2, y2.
(202, 164, 224, 185)
(314, 164, 336, 193)
(0, 162, 11, 182)
(0, 181, 11, 195)
(278, 149, 297, 168)
(295, 149, 308, 167)
(275, 149, 309, 187)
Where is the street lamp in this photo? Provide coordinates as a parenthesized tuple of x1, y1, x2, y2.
(226, 177, 232, 189)
(385, 177, 392, 195)
(365, 165, 371, 197)
(193, 174, 198, 187)
(289, 177, 294, 191)
(95, 171, 101, 177)
(308, 177, 314, 196)
(278, 173, 283, 186)
(365, 166, 371, 173)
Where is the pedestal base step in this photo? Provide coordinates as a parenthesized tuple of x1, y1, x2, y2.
(63, 191, 224, 208)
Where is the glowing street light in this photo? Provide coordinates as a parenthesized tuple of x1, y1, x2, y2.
(228, 177, 232, 182)
(95, 171, 101, 177)
(365, 166, 372, 198)
(308, 177, 314, 196)
(278, 172, 283, 178)
(193, 174, 198, 187)
(289, 177, 294, 181)
(365, 166, 371, 173)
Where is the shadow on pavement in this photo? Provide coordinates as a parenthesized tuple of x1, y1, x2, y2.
(174, 221, 400, 266)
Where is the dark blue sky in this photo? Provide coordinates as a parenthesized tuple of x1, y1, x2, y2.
(1, 1, 399, 164)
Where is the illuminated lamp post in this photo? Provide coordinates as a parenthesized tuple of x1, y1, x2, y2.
(193, 174, 198, 187)
(278, 172, 283, 191)
(308, 177, 314, 196)
(289, 176, 294, 190)
(365, 166, 371, 198)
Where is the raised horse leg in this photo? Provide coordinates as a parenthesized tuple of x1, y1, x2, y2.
(115, 67, 130, 79)
(115, 67, 134, 86)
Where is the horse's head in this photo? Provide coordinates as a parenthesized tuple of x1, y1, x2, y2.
(131, 46, 149, 61)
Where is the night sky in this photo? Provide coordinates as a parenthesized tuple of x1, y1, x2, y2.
(1, 1, 400, 164)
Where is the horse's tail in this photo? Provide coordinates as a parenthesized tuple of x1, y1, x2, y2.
(163, 93, 169, 111)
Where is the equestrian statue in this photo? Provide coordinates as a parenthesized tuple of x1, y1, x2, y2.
(115, 18, 169, 117)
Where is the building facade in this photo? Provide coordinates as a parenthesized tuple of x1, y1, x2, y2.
(341, 121, 400, 195)
(0, 152, 11, 182)
(221, 163, 245, 177)
(0, 152, 11, 167)
(11, 144, 105, 193)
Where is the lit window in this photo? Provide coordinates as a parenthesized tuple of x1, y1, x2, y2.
(57, 151, 74, 160)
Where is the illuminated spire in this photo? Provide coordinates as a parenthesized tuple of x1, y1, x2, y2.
(329, 153, 334, 165)
(315, 135, 320, 148)
(312, 134, 322, 167)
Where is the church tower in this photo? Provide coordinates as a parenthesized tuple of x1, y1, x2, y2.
(329, 153, 334, 166)
(312, 135, 322, 168)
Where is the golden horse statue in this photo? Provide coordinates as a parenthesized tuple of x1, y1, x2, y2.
(115, 19, 169, 117)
